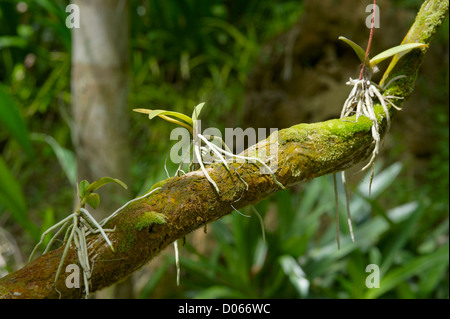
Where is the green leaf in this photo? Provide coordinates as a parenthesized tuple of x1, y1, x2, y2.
(370, 43, 428, 68)
(338, 36, 368, 66)
(0, 36, 27, 49)
(133, 108, 193, 131)
(357, 162, 403, 198)
(279, 255, 310, 298)
(84, 176, 128, 195)
(86, 193, 100, 209)
(202, 17, 256, 51)
(0, 85, 34, 157)
(78, 180, 90, 199)
(191, 102, 205, 120)
(147, 109, 193, 126)
(0, 156, 39, 239)
(380, 202, 423, 275)
(365, 243, 449, 299)
(30, 133, 77, 186)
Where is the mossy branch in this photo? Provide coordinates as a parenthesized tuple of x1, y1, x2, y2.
(0, 0, 447, 299)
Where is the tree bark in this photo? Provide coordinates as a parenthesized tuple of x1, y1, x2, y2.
(0, 0, 447, 299)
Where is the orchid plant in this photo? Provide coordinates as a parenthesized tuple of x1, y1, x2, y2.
(29, 177, 128, 297)
(334, 4, 427, 249)
(134, 102, 279, 284)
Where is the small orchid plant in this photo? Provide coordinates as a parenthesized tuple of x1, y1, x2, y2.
(334, 6, 427, 249)
(134, 102, 279, 284)
(133, 103, 285, 193)
(29, 177, 128, 297)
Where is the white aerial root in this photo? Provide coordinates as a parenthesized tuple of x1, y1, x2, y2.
(28, 187, 162, 298)
(174, 240, 180, 286)
(29, 208, 115, 298)
(194, 133, 285, 193)
(341, 76, 404, 171)
(100, 187, 162, 227)
(335, 75, 405, 249)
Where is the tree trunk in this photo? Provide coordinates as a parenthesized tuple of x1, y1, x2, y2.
(71, 0, 131, 217)
(70, 0, 132, 298)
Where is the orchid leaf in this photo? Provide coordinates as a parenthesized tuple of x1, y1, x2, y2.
(147, 109, 193, 125)
(86, 193, 100, 209)
(78, 180, 90, 199)
(338, 36, 368, 66)
(191, 102, 205, 120)
(370, 43, 428, 68)
(133, 108, 193, 131)
(84, 177, 127, 195)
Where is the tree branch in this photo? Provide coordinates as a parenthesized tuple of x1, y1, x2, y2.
(0, 0, 447, 299)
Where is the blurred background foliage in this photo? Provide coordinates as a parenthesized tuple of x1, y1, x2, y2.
(0, 0, 448, 298)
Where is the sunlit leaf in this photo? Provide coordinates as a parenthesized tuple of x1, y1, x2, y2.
(357, 162, 403, 198)
(338, 36, 368, 66)
(370, 43, 428, 68)
(133, 108, 193, 131)
(148, 109, 192, 125)
(279, 255, 310, 298)
(191, 102, 205, 120)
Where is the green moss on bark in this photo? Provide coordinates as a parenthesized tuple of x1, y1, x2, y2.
(134, 211, 166, 231)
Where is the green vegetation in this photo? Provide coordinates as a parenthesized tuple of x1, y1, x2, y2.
(165, 163, 449, 298)
(135, 211, 166, 231)
(1, 0, 448, 299)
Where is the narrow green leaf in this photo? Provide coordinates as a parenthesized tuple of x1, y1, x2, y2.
(133, 108, 193, 131)
(370, 43, 428, 68)
(279, 255, 310, 298)
(380, 202, 424, 275)
(0, 85, 34, 157)
(86, 193, 100, 209)
(365, 243, 449, 299)
(84, 176, 128, 194)
(357, 162, 403, 198)
(0, 36, 27, 49)
(338, 36, 368, 66)
(0, 157, 25, 215)
(30, 133, 77, 186)
(147, 109, 193, 126)
(191, 102, 205, 120)
(202, 17, 255, 51)
(0, 156, 39, 239)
